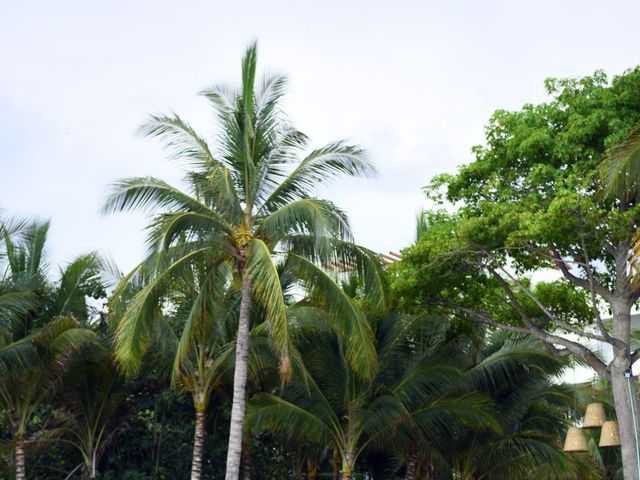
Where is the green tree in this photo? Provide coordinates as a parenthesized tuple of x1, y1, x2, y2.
(248, 308, 498, 480)
(50, 340, 129, 479)
(111, 250, 239, 480)
(393, 68, 640, 478)
(0, 218, 103, 479)
(599, 124, 640, 267)
(103, 43, 385, 479)
(168, 260, 234, 480)
(450, 333, 601, 480)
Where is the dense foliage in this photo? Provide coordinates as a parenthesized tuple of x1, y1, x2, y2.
(393, 68, 640, 478)
(2, 48, 638, 479)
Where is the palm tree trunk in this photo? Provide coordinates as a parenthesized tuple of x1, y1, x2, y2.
(307, 455, 318, 480)
(404, 443, 418, 480)
(241, 434, 251, 480)
(191, 409, 206, 480)
(225, 275, 252, 480)
(341, 451, 354, 480)
(332, 449, 341, 480)
(82, 449, 98, 479)
(14, 436, 26, 480)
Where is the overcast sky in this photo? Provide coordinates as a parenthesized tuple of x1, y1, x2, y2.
(1, 0, 639, 273)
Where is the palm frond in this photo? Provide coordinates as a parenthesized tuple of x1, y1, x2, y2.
(411, 393, 501, 438)
(599, 124, 640, 198)
(287, 253, 377, 379)
(257, 198, 349, 245)
(262, 142, 375, 212)
(145, 211, 232, 251)
(468, 334, 565, 393)
(101, 177, 224, 217)
(246, 239, 290, 375)
(241, 41, 258, 125)
(138, 113, 219, 169)
(281, 236, 389, 312)
(0, 291, 37, 325)
(172, 261, 230, 385)
(112, 247, 213, 376)
(247, 392, 335, 446)
(53, 253, 104, 322)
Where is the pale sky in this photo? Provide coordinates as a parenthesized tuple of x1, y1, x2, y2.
(1, 0, 639, 273)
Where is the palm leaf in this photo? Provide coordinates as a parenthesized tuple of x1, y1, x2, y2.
(262, 141, 375, 212)
(246, 239, 290, 376)
(287, 253, 377, 379)
(101, 177, 225, 218)
(599, 124, 640, 198)
(247, 392, 335, 446)
(113, 247, 213, 376)
(138, 113, 219, 169)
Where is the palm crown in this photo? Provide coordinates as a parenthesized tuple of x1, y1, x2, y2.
(104, 43, 380, 372)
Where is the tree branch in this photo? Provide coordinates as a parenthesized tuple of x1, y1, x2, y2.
(551, 246, 614, 303)
(494, 266, 618, 346)
(440, 300, 609, 378)
(578, 234, 622, 346)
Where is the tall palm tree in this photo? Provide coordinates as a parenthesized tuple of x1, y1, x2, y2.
(0, 218, 103, 479)
(103, 43, 385, 479)
(169, 260, 236, 480)
(129, 251, 237, 480)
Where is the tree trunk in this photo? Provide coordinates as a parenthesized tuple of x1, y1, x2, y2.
(610, 299, 640, 480)
(332, 448, 341, 480)
(404, 443, 418, 480)
(611, 369, 640, 480)
(82, 449, 98, 479)
(191, 409, 206, 480)
(225, 275, 252, 480)
(14, 437, 25, 480)
(307, 456, 318, 480)
(241, 434, 251, 480)
(341, 451, 355, 480)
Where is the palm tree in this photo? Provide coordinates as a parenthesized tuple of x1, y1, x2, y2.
(50, 340, 128, 479)
(135, 251, 237, 480)
(448, 332, 601, 480)
(247, 309, 498, 480)
(103, 42, 385, 478)
(169, 261, 236, 480)
(0, 218, 103, 479)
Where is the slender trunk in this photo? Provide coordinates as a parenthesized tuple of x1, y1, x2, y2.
(82, 449, 98, 479)
(292, 449, 304, 477)
(14, 436, 25, 480)
(342, 451, 354, 480)
(332, 449, 341, 480)
(241, 434, 251, 480)
(307, 455, 318, 480)
(191, 409, 206, 480)
(225, 275, 252, 480)
(154, 399, 166, 478)
(404, 443, 418, 480)
(610, 299, 640, 480)
(612, 370, 640, 480)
